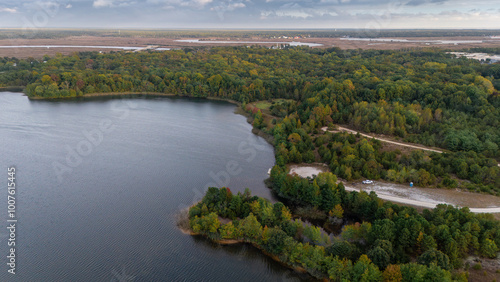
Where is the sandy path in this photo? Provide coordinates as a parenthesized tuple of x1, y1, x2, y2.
(322, 126, 499, 167)
(322, 126, 443, 153)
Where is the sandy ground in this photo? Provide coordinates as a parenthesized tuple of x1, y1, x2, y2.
(465, 256, 500, 282)
(1, 35, 499, 58)
(344, 180, 500, 213)
(288, 163, 329, 178)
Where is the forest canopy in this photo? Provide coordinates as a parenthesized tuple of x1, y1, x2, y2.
(1, 47, 499, 158)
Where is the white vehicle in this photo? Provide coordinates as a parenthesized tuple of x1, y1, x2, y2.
(362, 180, 373, 184)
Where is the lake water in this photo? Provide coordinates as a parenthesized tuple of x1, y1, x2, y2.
(0, 92, 309, 281)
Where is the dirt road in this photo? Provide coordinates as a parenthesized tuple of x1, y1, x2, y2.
(321, 126, 443, 153)
(322, 126, 500, 167)
(344, 185, 500, 213)
(318, 125, 500, 213)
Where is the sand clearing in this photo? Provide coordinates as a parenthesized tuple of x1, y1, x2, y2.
(288, 164, 328, 178)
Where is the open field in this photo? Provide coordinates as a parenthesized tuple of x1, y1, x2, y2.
(253, 99, 292, 111)
(254, 101, 273, 110)
(1, 35, 499, 58)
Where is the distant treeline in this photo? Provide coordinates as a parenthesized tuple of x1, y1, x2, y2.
(1, 28, 499, 40)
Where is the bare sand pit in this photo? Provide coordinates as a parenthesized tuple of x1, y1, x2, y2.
(288, 163, 329, 178)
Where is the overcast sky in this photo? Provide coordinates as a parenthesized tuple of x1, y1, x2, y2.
(0, 0, 499, 29)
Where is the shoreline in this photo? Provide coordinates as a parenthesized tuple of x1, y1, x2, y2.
(179, 224, 312, 276)
(0, 86, 25, 92)
(177, 201, 313, 278)
(25, 90, 277, 144)
(26, 91, 243, 105)
(28, 91, 180, 100)
(26, 90, 278, 147)
(27, 92, 243, 107)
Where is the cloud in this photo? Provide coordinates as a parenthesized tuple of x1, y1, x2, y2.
(32, 1, 60, 9)
(150, 0, 216, 9)
(0, 0, 499, 28)
(0, 7, 17, 13)
(22, 0, 61, 13)
(209, 0, 247, 20)
(93, 0, 133, 8)
(406, 0, 447, 6)
(196, 0, 213, 4)
(93, 0, 115, 7)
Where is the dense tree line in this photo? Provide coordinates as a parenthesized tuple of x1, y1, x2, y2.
(189, 187, 481, 281)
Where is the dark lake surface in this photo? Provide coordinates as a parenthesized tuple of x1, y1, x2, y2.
(0, 92, 308, 281)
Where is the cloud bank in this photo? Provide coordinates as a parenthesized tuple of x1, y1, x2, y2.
(0, 0, 498, 28)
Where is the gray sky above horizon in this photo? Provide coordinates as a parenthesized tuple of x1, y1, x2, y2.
(0, 0, 499, 29)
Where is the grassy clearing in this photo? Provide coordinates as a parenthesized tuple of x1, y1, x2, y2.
(254, 101, 272, 110)
(254, 99, 293, 110)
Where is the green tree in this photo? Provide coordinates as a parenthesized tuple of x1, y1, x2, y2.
(239, 213, 262, 240)
(368, 246, 391, 270)
(351, 254, 383, 282)
(263, 227, 288, 255)
(480, 238, 498, 258)
(220, 222, 238, 239)
(417, 249, 450, 270)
